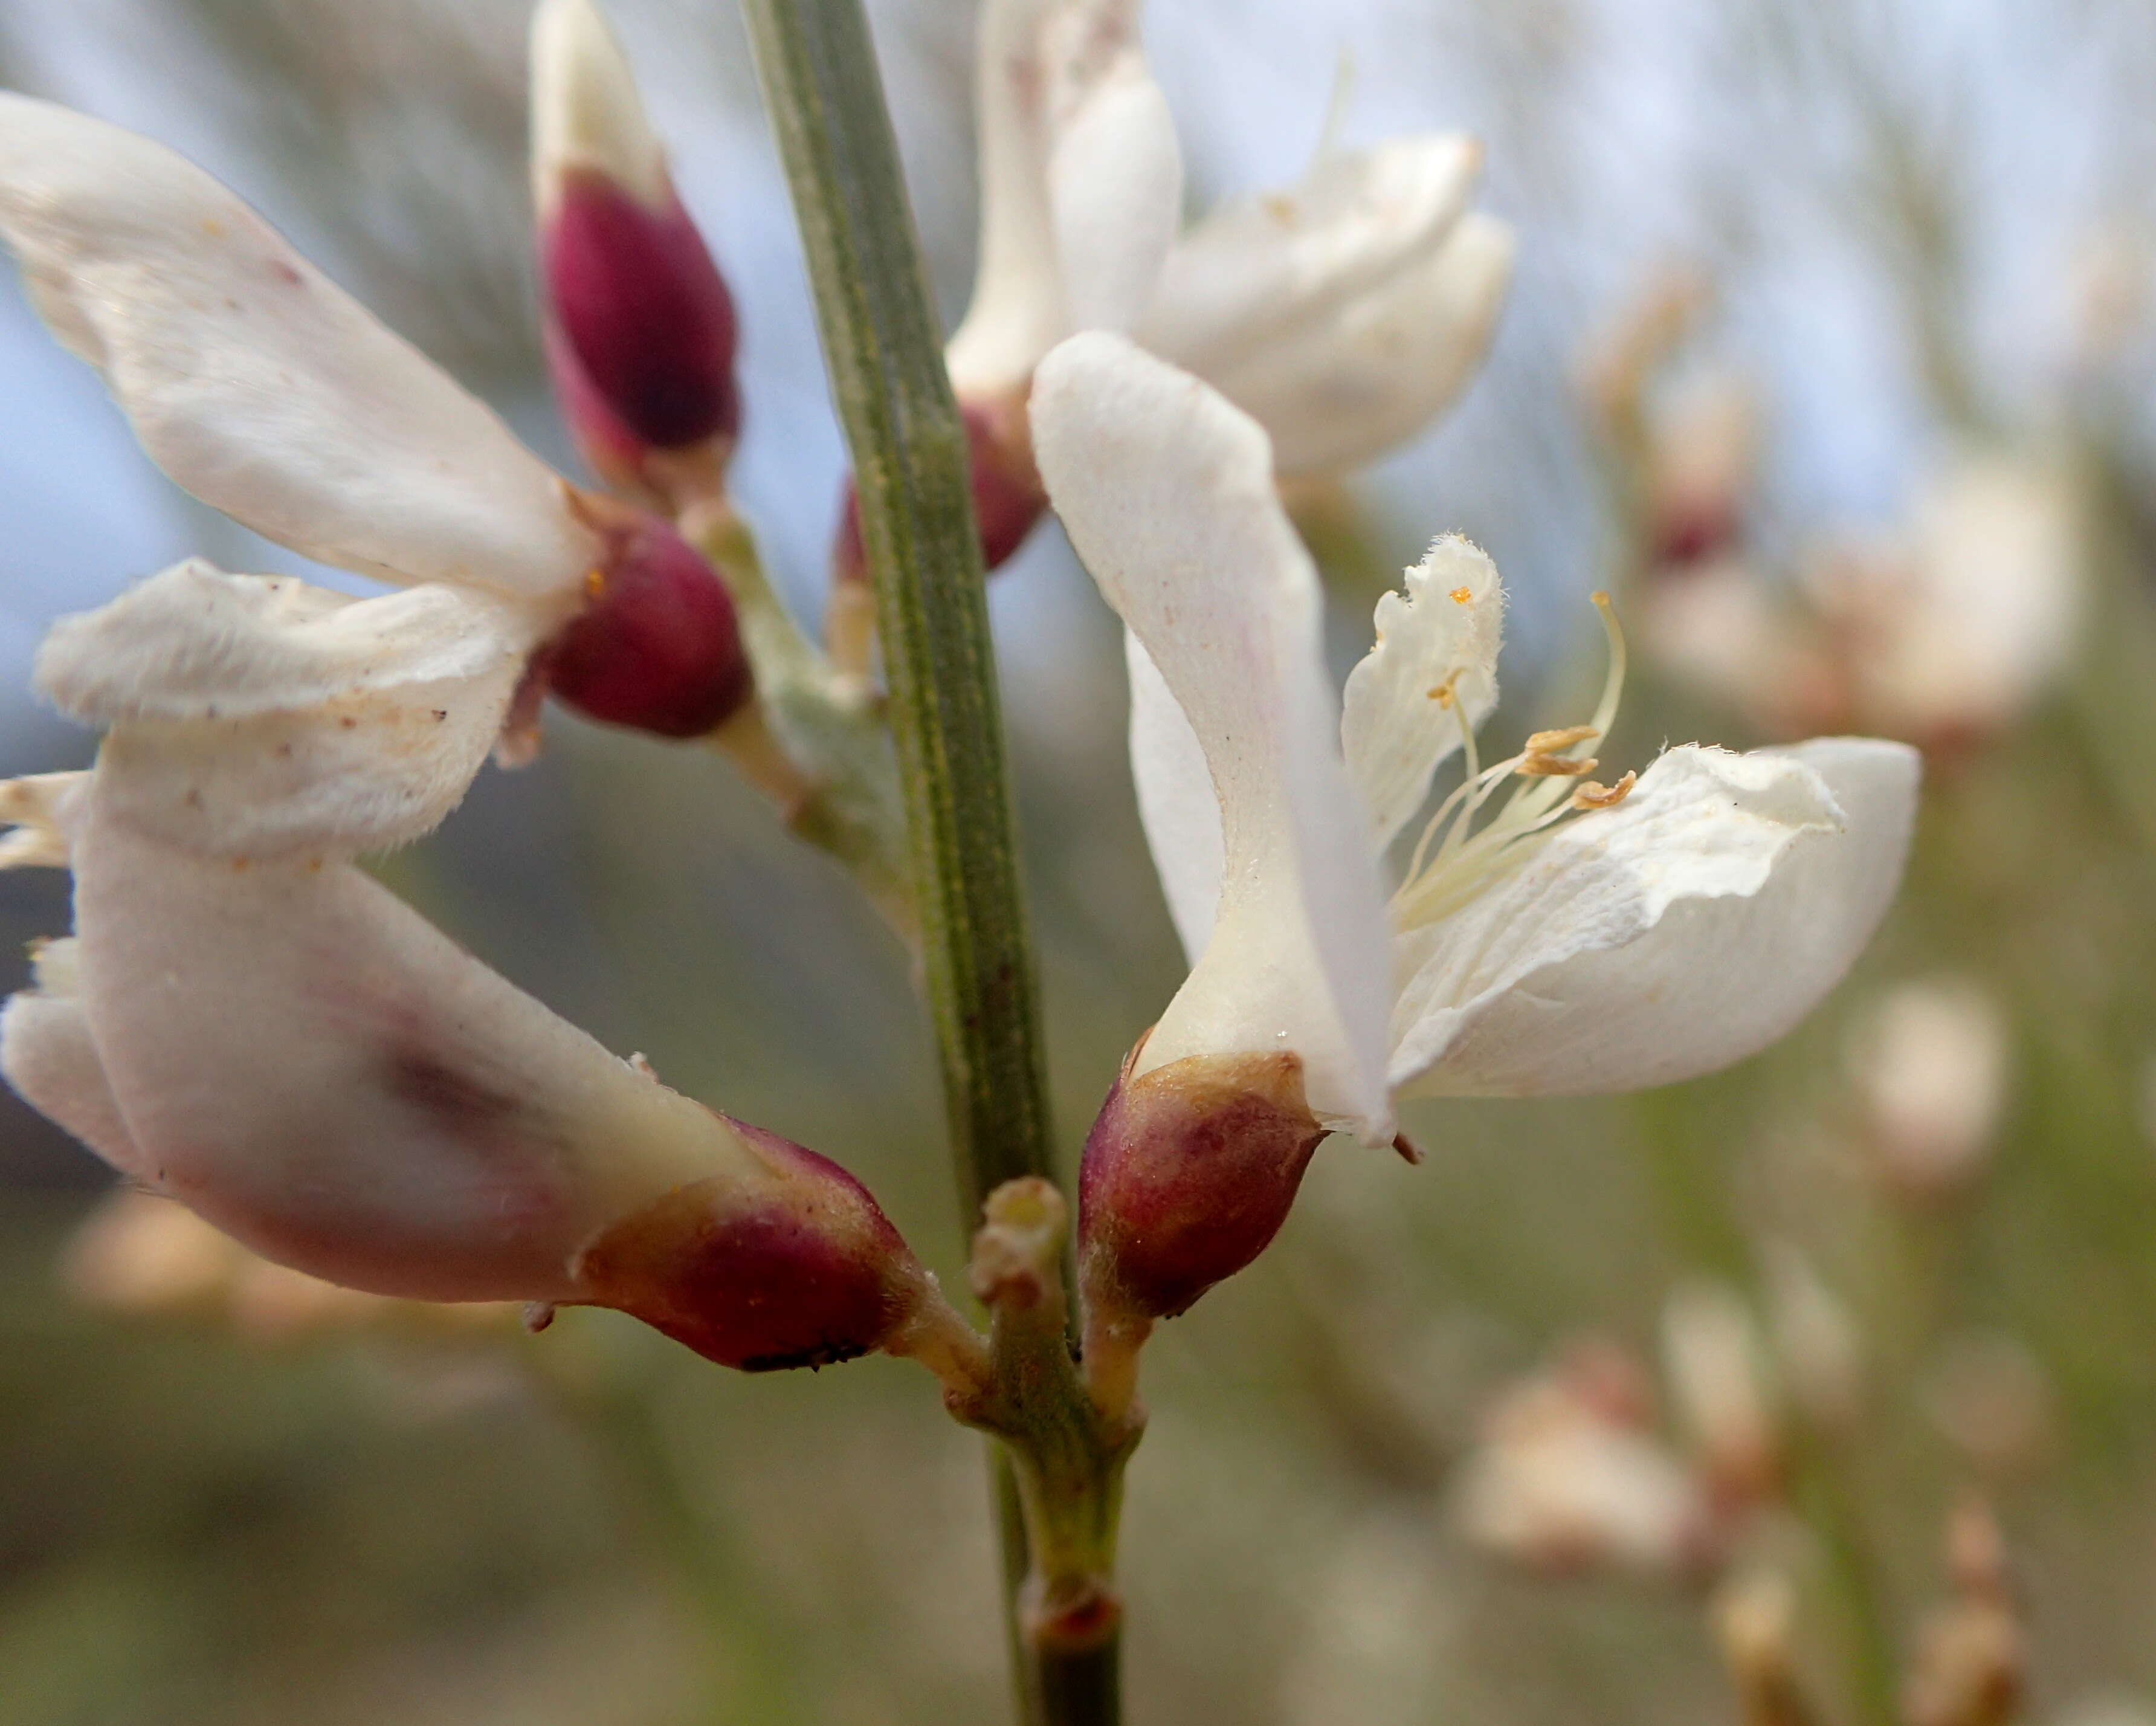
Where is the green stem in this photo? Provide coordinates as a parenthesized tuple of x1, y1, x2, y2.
(737, 4, 1082, 1722)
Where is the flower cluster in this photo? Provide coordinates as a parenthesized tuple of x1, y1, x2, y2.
(0, 0, 1915, 1420)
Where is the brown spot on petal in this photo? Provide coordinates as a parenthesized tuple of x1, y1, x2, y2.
(383, 1047, 519, 1136)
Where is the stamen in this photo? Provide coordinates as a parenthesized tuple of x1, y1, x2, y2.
(1517, 754, 1598, 778)
(1525, 725, 1598, 754)
(1572, 772, 1638, 810)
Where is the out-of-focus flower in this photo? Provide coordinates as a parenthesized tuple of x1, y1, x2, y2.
(1847, 977, 2011, 1200)
(837, 0, 1513, 584)
(531, 0, 741, 503)
(1762, 1242, 1865, 1433)
(1662, 1282, 1781, 1509)
(1032, 334, 1919, 1324)
(0, 94, 749, 743)
(1809, 448, 2089, 748)
(63, 1189, 520, 1340)
(1922, 1333, 2058, 1479)
(1712, 1569, 1815, 1726)
(1904, 1499, 2024, 1726)
(1455, 1342, 1717, 1581)
(0, 571, 964, 1377)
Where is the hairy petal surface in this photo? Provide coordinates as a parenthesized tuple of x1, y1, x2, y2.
(1342, 535, 1506, 853)
(0, 94, 594, 597)
(1034, 334, 1394, 1141)
(36, 563, 542, 861)
(1390, 739, 1919, 1096)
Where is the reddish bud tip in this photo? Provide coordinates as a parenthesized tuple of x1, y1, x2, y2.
(544, 504, 752, 737)
(1077, 1050, 1326, 1324)
(574, 1120, 930, 1372)
(833, 396, 1048, 584)
(543, 170, 740, 453)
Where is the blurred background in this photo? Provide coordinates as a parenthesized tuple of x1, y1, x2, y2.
(6, 0, 2156, 1722)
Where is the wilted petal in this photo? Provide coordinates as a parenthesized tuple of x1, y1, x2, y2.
(36, 562, 540, 861)
(1210, 212, 1514, 477)
(1392, 738, 1919, 1096)
(0, 94, 594, 598)
(1126, 630, 1224, 966)
(62, 800, 764, 1302)
(1137, 133, 1480, 384)
(1033, 334, 1394, 1141)
(1341, 535, 1505, 853)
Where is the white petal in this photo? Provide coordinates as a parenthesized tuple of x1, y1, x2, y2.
(0, 939, 142, 1176)
(1137, 133, 1480, 384)
(1341, 535, 1505, 853)
(0, 94, 595, 598)
(946, 0, 1067, 396)
(1210, 212, 1514, 477)
(64, 801, 767, 1302)
(1391, 738, 1919, 1096)
(529, 0, 670, 213)
(1032, 333, 1395, 1140)
(1126, 629, 1222, 965)
(0, 771, 91, 868)
(37, 561, 541, 860)
(1047, 48, 1183, 334)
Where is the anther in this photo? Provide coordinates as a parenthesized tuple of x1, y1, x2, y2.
(1525, 725, 1598, 754)
(1571, 771, 1638, 810)
(1519, 754, 1598, 777)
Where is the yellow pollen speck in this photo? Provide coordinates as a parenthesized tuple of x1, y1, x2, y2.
(1571, 771, 1638, 810)
(584, 566, 608, 601)
(1449, 585, 1473, 604)
(1525, 725, 1598, 754)
(1518, 754, 1598, 778)
(1427, 682, 1456, 706)
(201, 218, 225, 238)
(1262, 193, 1297, 226)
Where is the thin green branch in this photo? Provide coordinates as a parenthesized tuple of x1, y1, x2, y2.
(736, 4, 1089, 1723)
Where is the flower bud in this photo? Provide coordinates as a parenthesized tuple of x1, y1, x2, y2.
(1077, 1047, 1326, 1325)
(532, 0, 740, 471)
(833, 396, 1050, 586)
(572, 1117, 935, 1372)
(544, 495, 752, 737)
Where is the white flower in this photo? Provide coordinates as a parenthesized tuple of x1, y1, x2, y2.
(1031, 334, 1920, 1146)
(0, 564, 939, 1369)
(945, 0, 1512, 476)
(0, 92, 749, 741)
(1846, 975, 2010, 1197)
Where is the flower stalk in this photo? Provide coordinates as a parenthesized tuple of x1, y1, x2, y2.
(737, 4, 1111, 1722)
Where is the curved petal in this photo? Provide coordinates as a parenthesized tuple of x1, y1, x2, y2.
(946, 0, 1067, 396)
(0, 939, 142, 1176)
(1341, 535, 1505, 853)
(36, 562, 542, 861)
(1033, 333, 1394, 1141)
(1391, 738, 1919, 1097)
(1137, 133, 1480, 383)
(1047, 48, 1183, 334)
(529, 0, 670, 213)
(1126, 629, 1222, 965)
(1211, 212, 1514, 477)
(0, 94, 594, 598)
(0, 771, 90, 868)
(64, 799, 767, 1303)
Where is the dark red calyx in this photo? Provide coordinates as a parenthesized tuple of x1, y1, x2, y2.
(832, 394, 1050, 584)
(543, 169, 740, 452)
(544, 505, 752, 737)
(574, 1120, 928, 1372)
(1077, 1049, 1328, 1324)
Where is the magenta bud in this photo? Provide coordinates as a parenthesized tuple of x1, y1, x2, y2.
(833, 396, 1049, 585)
(544, 500, 752, 737)
(543, 169, 740, 454)
(1077, 1050, 1328, 1324)
(575, 1120, 932, 1372)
